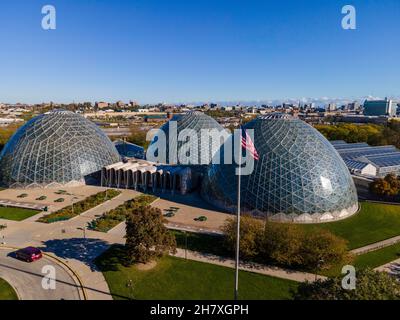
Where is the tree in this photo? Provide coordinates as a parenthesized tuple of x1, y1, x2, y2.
(370, 174, 400, 197)
(260, 223, 303, 266)
(299, 229, 350, 271)
(125, 205, 176, 264)
(221, 216, 349, 271)
(294, 269, 400, 300)
(221, 215, 263, 260)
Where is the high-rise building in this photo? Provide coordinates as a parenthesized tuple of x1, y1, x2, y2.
(327, 103, 337, 112)
(364, 98, 397, 117)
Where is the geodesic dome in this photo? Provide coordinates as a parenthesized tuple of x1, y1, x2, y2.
(149, 111, 227, 165)
(0, 110, 120, 188)
(201, 113, 358, 223)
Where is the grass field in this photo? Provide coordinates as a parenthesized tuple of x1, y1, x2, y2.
(0, 278, 18, 300)
(0, 206, 40, 221)
(302, 202, 400, 250)
(95, 246, 298, 300)
(354, 243, 400, 270)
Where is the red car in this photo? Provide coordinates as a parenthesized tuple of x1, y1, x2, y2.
(15, 247, 43, 262)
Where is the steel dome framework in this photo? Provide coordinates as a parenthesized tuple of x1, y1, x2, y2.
(150, 111, 227, 165)
(0, 110, 120, 188)
(202, 114, 358, 223)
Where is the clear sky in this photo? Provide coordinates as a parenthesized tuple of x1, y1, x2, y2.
(0, 0, 399, 104)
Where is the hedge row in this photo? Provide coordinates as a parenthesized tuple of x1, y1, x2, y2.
(37, 189, 121, 223)
(88, 194, 158, 232)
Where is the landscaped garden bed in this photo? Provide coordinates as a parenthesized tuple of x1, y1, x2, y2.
(37, 189, 121, 223)
(87, 194, 158, 232)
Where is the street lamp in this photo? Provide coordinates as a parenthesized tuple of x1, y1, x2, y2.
(77, 226, 86, 239)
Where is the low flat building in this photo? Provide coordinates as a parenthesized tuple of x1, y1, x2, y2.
(363, 98, 398, 117)
(331, 140, 400, 177)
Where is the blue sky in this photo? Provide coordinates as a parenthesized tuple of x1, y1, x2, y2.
(0, 0, 399, 104)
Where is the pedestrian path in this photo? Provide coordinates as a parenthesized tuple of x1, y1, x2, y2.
(351, 235, 400, 255)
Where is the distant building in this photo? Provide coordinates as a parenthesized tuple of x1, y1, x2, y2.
(96, 101, 109, 109)
(327, 103, 337, 112)
(129, 101, 139, 107)
(116, 101, 125, 108)
(363, 98, 397, 117)
(347, 101, 361, 111)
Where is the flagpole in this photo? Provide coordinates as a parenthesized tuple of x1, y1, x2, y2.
(234, 119, 242, 301)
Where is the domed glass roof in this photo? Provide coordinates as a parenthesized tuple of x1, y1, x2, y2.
(149, 111, 226, 165)
(202, 114, 358, 223)
(0, 110, 120, 188)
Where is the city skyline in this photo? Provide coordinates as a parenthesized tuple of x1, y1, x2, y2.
(0, 0, 399, 103)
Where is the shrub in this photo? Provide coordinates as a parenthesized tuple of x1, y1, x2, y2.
(38, 189, 121, 223)
(260, 223, 304, 266)
(88, 194, 158, 232)
(222, 216, 349, 271)
(299, 229, 350, 270)
(370, 174, 400, 197)
(222, 215, 263, 260)
(294, 268, 400, 300)
(17, 193, 28, 198)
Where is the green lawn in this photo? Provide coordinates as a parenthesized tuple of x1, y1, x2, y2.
(95, 246, 298, 300)
(0, 206, 40, 221)
(0, 278, 18, 300)
(354, 243, 400, 270)
(302, 202, 400, 250)
(321, 242, 400, 277)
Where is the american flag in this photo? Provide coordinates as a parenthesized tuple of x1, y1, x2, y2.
(241, 129, 259, 161)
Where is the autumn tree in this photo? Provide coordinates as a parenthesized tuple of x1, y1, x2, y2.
(294, 269, 400, 300)
(260, 222, 303, 266)
(221, 216, 349, 271)
(370, 174, 400, 197)
(125, 205, 176, 264)
(299, 229, 350, 271)
(221, 215, 263, 260)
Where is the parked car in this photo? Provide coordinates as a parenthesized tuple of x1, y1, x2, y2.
(15, 247, 43, 262)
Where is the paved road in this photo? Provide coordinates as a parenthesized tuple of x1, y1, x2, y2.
(0, 189, 140, 300)
(0, 248, 81, 300)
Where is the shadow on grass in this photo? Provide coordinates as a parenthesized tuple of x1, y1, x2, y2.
(94, 244, 131, 272)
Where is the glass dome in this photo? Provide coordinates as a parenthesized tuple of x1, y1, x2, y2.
(0, 110, 120, 188)
(201, 114, 358, 223)
(149, 111, 226, 165)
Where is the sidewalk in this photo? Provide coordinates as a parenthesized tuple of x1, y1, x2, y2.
(351, 235, 400, 255)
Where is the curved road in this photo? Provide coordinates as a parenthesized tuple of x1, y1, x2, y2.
(0, 248, 81, 300)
